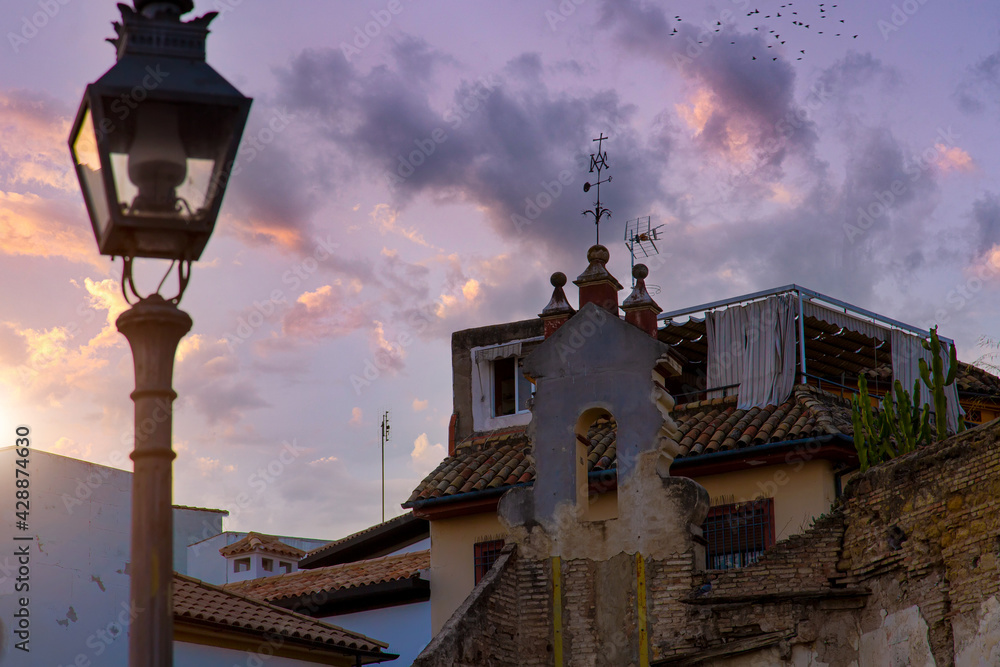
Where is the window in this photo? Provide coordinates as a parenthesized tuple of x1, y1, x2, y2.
(234, 557, 250, 573)
(492, 357, 532, 417)
(703, 498, 775, 570)
(280, 561, 293, 574)
(474, 539, 506, 584)
(262, 558, 273, 572)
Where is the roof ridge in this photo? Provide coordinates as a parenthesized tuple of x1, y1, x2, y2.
(302, 512, 417, 558)
(219, 532, 307, 558)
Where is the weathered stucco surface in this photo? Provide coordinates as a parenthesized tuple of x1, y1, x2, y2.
(859, 606, 936, 667)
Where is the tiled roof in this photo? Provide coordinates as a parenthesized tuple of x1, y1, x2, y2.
(173, 573, 388, 654)
(220, 532, 306, 559)
(404, 385, 854, 506)
(224, 550, 430, 603)
(957, 362, 1000, 397)
(299, 512, 428, 569)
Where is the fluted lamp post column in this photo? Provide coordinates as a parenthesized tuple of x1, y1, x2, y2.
(68, 1, 251, 665)
(117, 296, 191, 664)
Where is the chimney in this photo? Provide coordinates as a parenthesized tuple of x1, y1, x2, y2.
(622, 264, 661, 337)
(540, 272, 576, 338)
(573, 245, 622, 316)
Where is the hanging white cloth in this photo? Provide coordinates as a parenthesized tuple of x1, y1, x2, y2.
(706, 296, 797, 408)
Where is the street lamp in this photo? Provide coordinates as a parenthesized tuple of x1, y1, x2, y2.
(68, 2, 251, 665)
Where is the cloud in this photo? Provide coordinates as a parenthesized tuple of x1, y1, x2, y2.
(602, 0, 817, 173)
(0, 90, 76, 194)
(277, 44, 667, 262)
(970, 193, 1000, 258)
(51, 437, 93, 460)
(410, 433, 445, 474)
(934, 145, 975, 174)
(814, 51, 898, 98)
(350, 406, 363, 425)
(371, 203, 438, 249)
(82, 278, 130, 350)
(0, 191, 106, 268)
(280, 282, 371, 341)
(461, 278, 480, 302)
(955, 50, 1000, 114)
(369, 320, 405, 373)
(0, 277, 133, 408)
(412, 398, 428, 412)
(175, 336, 269, 426)
(195, 457, 222, 476)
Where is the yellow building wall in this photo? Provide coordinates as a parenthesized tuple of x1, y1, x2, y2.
(691, 459, 837, 542)
(428, 460, 836, 633)
(429, 511, 505, 634)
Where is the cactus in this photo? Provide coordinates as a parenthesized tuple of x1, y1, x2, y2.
(853, 327, 966, 472)
(852, 375, 894, 471)
(885, 379, 932, 455)
(919, 326, 964, 440)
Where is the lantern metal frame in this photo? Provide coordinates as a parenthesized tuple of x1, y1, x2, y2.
(69, 2, 251, 263)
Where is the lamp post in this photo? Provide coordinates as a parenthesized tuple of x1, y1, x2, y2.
(68, 2, 251, 665)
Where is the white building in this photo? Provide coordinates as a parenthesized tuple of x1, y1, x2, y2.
(0, 447, 396, 666)
(187, 530, 330, 585)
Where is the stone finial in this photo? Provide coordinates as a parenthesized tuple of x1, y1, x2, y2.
(540, 272, 576, 338)
(622, 264, 661, 337)
(574, 245, 623, 315)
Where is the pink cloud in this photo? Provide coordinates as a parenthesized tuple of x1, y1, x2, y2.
(281, 283, 371, 341)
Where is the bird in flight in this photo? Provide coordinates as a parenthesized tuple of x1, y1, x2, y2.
(674, 0, 860, 62)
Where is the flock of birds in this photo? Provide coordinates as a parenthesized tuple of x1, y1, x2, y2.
(666, 1, 859, 62)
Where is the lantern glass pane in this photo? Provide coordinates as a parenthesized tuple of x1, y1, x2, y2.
(72, 108, 112, 237)
(97, 96, 238, 224)
(110, 153, 216, 220)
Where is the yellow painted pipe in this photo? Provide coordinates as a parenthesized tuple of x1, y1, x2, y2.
(636, 552, 648, 667)
(552, 556, 563, 667)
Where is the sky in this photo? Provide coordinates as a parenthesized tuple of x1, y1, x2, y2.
(1, 0, 998, 541)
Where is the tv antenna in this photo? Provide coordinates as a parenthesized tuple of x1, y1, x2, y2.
(624, 216, 664, 293)
(582, 133, 612, 245)
(380, 409, 391, 523)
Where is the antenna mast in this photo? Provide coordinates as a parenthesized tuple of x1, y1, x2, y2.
(582, 133, 612, 245)
(624, 216, 665, 291)
(380, 409, 391, 523)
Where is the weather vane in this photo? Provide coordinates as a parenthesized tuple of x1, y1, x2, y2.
(582, 133, 612, 245)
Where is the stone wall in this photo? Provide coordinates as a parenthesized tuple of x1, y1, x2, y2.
(839, 420, 1000, 665)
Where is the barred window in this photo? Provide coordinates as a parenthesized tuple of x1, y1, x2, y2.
(474, 538, 506, 584)
(703, 498, 775, 570)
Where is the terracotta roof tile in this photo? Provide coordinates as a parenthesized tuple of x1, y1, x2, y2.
(220, 532, 306, 559)
(173, 573, 388, 655)
(223, 550, 429, 604)
(404, 385, 854, 507)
